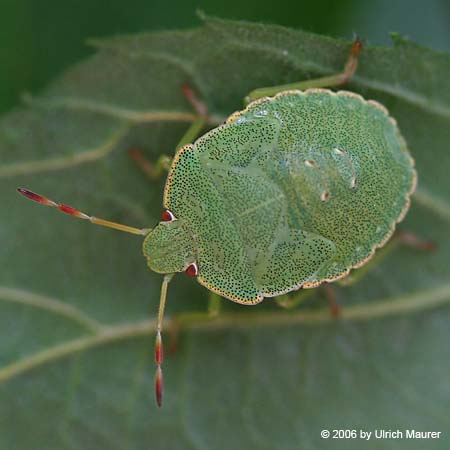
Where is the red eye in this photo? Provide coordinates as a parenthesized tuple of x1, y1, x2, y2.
(185, 263, 198, 277)
(161, 209, 175, 222)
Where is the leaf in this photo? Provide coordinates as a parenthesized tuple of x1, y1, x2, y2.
(1, 16, 450, 450)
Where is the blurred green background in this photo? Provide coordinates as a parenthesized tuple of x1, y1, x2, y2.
(1, 0, 449, 115)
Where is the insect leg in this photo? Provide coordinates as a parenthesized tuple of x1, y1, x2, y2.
(129, 84, 209, 181)
(395, 230, 436, 252)
(338, 230, 435, 287)
(275, 288, 316, 309)
(322, 284, 341, 318)
(128, 115, 205, 181)
(276, 284, 340, 317)
(128, 118, 205, 181)
(177, 83, 210, 148)
(181, 83, 208, 117)
(165, 296, 222, 357)
(129, 149, 172, 180)
(245, 38, 362, 103)
(208, 292, 222, 317)
(176, 116, 207, 149)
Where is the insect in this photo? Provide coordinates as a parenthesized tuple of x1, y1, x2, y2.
(18, 39, 417, 407)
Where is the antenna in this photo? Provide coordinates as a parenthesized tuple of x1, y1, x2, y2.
(18, 187, 175, 407)
(155, 274, 173, 407)
(17, 188, 149, 235)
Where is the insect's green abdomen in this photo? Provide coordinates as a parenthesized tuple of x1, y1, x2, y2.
(164, 90, 416, 303)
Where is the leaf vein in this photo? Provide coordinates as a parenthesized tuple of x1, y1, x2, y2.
(0, 286, 103, 332)
(0, 124, 129, 178)
(1, 283, 449, 385)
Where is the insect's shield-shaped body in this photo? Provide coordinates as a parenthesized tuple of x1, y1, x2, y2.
(161, 90, 416, 303)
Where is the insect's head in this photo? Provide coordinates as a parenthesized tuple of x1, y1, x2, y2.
(143, 210, 197, 276)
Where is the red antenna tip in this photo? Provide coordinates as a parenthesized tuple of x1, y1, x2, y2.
(17, 187, 55, 206)
(155, 366, 163, 407)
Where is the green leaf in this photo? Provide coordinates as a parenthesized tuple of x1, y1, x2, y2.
(1, 16, 449, 449)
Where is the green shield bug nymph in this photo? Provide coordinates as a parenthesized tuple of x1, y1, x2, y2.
(17, 39, 417, 407)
